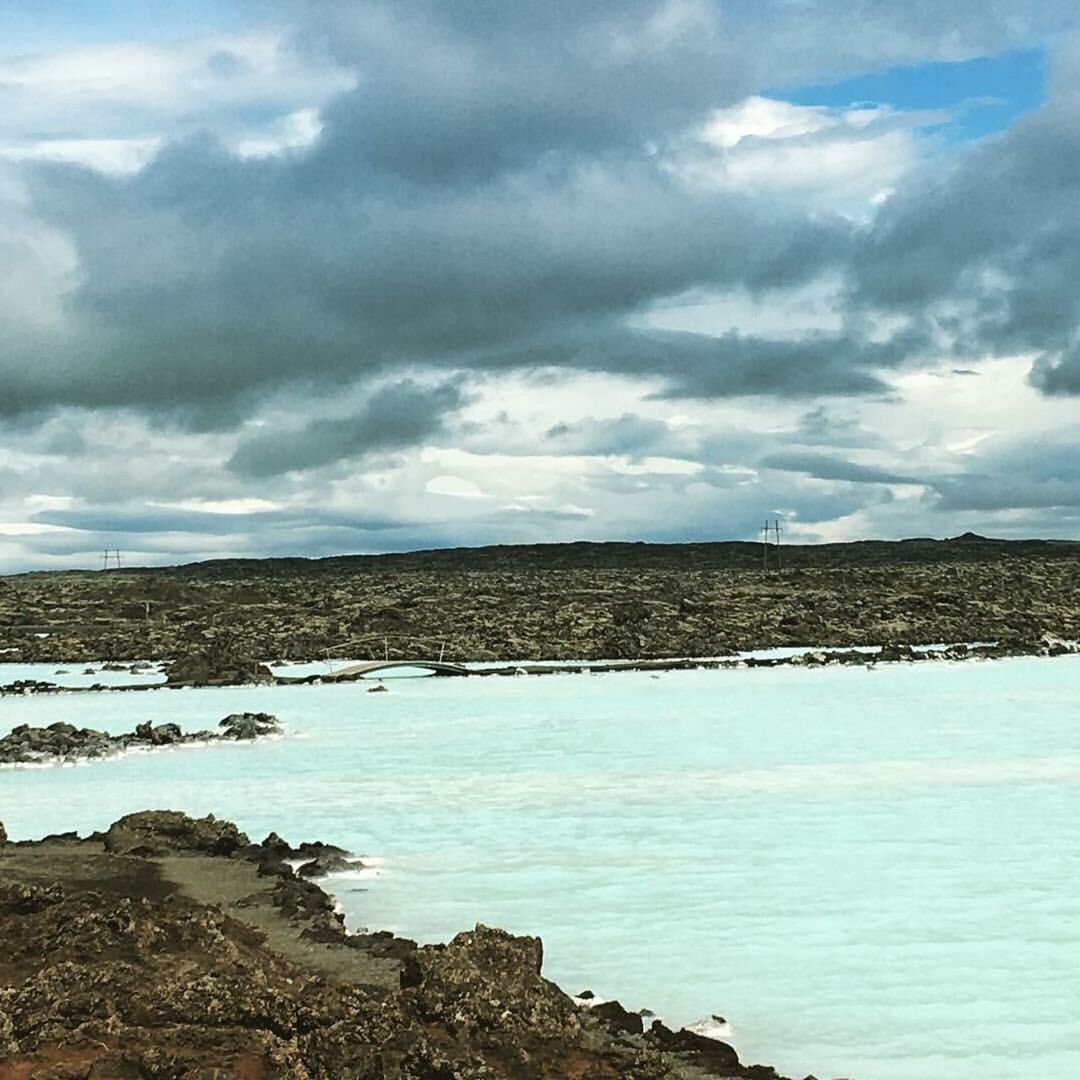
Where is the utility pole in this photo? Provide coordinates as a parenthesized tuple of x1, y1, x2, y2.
(760, 519, 783, 572)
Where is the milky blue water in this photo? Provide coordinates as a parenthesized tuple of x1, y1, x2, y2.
(3, 656, 1080, 1080)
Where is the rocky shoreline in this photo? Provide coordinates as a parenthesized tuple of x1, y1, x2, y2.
(0, 811, 803, 1079)
(3, 633, 1078, 697)
(0, 713, 281, 765)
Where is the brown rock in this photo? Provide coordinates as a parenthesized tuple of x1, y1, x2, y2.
(103, 811, 249, 857)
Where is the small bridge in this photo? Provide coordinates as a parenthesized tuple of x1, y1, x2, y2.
(322, 660, 471, 680)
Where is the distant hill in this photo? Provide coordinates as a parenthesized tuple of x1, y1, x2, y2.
(137, 534, 1080, 578)
(6, 534, 1080, 663)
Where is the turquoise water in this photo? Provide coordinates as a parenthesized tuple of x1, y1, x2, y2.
(3, 656, 1080, 1079)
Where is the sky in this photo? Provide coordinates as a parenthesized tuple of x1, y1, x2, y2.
(2, 1, 1080, 571)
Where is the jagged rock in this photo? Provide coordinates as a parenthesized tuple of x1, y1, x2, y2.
(219, 712, 281, 739)
(272, 876, 339, 923)
(297, 853, 364, 878)
(592, 998, 645, 1035)
(260, 831, 295, 859)
(103, 811, 250, 857)
(0, 679, 59, 695)
(0, 716, 281, 765)
(166, 649, 274, 687)
(400, 924, 580, 1041)
(0, 821, 6, 844)
(344, 929, 419, 961)
(295, 840, 350, 858)
(0, 882, 66, 915)
(647, 1020, 742, 1070)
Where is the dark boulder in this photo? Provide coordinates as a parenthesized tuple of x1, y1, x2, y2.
(878, 643, 914, 661)
(591, 998, 645, 1035)
(219, 712, 281, 739)
(150, 722, 183, 745)
(260, 831, 295, 859)
(165, 648, 274, 687)
(295, 840, 350, 858)
(272, 876, 342, 930)
(133, 721, 182, 745)
(647, 1019, 742, 1071)
(297, 853, 364, 878)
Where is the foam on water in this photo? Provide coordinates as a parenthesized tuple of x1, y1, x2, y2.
(2, 656, 1080, 1079)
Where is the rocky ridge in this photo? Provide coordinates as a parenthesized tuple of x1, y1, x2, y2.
(3, 537, 1080, 665)
(0, 811, 801, 1079)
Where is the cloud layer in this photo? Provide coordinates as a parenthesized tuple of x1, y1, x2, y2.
(2, 1, 1080, 567)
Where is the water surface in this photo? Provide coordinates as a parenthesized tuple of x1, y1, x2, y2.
(2, 656, 1078, 1080)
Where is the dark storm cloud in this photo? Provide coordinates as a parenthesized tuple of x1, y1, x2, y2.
(5, 0, 962, 430)
(5, 0, 1080, 449)
(298, 0, 749, 187)
(227, 379, 465, 477)
(639, 330, 909, 399)
(1031, 339, 1080, 395)
(848, 77, 1080, 390)
(288, 1, 1075, 114)
(929, 432, 1080, 510)
(790, 406, 886, 449)
(544, 415, 674, 458)
(5, 131, 860, 424)
(933, 475, 1080, 511)
(759, 450, 918, 485)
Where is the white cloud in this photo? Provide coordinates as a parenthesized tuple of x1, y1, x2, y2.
(425, 476, 487, 499)
(152, 498, 284, 515)
(0, 31, 354, 174)
(670, 95, 927, 214)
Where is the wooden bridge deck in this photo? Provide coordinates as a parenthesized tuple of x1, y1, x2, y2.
(323, 659, 471, 679)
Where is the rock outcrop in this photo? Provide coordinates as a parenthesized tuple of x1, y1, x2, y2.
(0, 714, 281, 765)
(0, 812, 796, 1079)
(103, 810, 250, 857)
(165, 647, 274, 686)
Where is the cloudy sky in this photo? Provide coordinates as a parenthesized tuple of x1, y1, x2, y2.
(2, 1, 1080, 570)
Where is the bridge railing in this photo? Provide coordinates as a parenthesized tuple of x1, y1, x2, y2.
(321, 633, 452, 672)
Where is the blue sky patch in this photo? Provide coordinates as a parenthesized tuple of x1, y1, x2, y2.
(776, 48, 1046, 141)
(5, 0, 247, 52)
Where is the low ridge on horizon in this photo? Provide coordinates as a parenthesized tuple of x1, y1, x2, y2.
(10, 531, 1080, 579)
